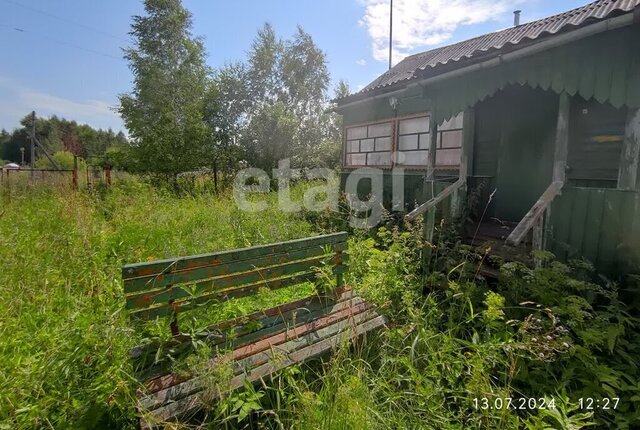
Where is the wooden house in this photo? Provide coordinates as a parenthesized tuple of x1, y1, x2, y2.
(335, 0, 640, 275)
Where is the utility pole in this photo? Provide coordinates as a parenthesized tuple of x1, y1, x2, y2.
(20, 147, 25, 166)
(389, 0, 393, 70)
(30, 111, 36, 177)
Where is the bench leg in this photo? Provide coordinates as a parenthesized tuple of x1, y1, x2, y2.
(170, 310, 180, 337)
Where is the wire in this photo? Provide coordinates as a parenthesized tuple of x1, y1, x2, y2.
(1, 0, 130, 43)
(0, 23, 122, 60)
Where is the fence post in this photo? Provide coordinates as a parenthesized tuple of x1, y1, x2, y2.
(105, 166, 112, 186)
(72, 156, 79, 190)
(213, 159, 218, 193)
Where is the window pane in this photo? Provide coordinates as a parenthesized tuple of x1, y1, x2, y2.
(418, 133, 431, 149)
(441, 130, 463, 148)
(375, 137, 391, 151)
(346, 126, 367, 140)
(396, 150, 428, 166)
(347, 140, 359, 153)
(399, 117, 429, 135)
(399, 134, 418, 150)
(367, 152, 391, 166)
(368, 122, 392, 138)
(435, 148, 460, 166)
(360, 138, 374, 152)
(347, 153, 366, 166)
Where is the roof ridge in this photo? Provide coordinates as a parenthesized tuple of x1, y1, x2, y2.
(405, 0, 618, 62)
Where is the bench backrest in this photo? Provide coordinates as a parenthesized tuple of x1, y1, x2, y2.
(122, 232, 348, 323)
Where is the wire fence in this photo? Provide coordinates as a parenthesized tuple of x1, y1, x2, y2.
(0, 165, 128, 190)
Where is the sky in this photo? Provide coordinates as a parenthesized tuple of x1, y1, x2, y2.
(0, 0, 590, 133)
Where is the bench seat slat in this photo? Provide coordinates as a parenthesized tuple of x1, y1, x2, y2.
(123, 232, 348, 281)
(131, 290, 354, 363)
(124, 241, 347, 293)
(138, 296, 383, 423)
(141, 295, 368, 409)
(142, 313, 386, 426)
(134, 290, 358, 381)
(141, 291, 364, 393)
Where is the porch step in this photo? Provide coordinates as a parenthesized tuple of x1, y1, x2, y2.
(464, 220, 533, 279)
(465, 219, 520, 245)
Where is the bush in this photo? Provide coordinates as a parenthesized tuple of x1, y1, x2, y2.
(34, 151, 84, 170)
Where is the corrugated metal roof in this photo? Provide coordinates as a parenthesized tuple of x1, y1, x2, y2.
(349, 0, 639, 100)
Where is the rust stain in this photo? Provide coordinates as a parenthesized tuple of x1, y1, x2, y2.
(591, 135, 623, 143)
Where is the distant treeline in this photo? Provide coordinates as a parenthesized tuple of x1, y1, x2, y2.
(0, 114, 129, 168)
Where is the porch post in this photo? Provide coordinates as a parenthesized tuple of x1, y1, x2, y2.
(553, 92, 570, 183)
(618, 108, 640, 190)
(541, 92, 571, 253)
(427, 114, 438, 180)
(460, 107, 475, 179)
(423, 111, 438, 272)
(452, 107, 475, 217)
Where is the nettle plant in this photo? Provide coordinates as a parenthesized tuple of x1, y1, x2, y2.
(495, 257, 640, 429)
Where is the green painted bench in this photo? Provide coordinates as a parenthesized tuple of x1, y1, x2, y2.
(122, 232, 385, 427)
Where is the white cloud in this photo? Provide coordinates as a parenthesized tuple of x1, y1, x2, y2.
(360, 0, 521, 64)
(356, 58, 368, 66)
(0, 76, 123, 132)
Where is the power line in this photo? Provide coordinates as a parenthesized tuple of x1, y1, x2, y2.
(0, 23, 122, 60)
(1, 0, 130, 43)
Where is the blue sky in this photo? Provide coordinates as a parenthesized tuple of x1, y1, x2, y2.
(0, 0, 588, 133)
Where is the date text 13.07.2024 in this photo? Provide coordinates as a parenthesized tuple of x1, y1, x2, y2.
(472, 397, 620, 410)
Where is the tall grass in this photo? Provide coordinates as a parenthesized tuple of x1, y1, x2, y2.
(1, 178, 636, 429)
(0, 178, 315, 429)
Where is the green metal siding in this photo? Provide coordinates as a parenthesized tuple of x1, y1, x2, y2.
(549, 187, 640, 274)
(341, 86, 428, 127)
(339, 170, 452, 213)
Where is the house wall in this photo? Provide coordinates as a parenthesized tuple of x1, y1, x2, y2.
(338, 170, 454, 212)
(549, 187, 640, 275)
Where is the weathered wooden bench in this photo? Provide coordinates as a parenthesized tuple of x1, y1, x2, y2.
(122, 232, 385, 427)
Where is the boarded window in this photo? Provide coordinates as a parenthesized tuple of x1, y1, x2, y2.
(344, 121, 393, 167)
(567, 97, 625, 187)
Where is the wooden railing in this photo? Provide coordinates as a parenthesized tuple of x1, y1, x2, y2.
(506, 181, 564, 247)
(405, 178, 466, 221)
